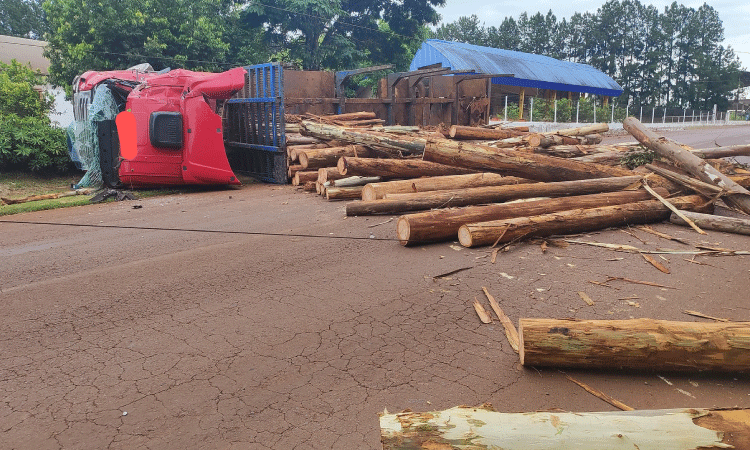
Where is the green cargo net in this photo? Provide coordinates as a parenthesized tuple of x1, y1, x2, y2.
(70, 86, 120, 188)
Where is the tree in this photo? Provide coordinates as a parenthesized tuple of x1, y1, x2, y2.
(0, 0, 47, 38)
(434, 15, 487, 46)
(0, 60, 70, 172)
(43, 0, 269, 93)
(243, 0, 445, 71)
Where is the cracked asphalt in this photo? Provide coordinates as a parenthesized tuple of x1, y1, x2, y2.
(2, 125, 750, 449)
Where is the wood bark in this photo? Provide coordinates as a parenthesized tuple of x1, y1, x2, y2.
(670, 210, 750, 236)
(302, 121, 427, 155)
(422, 138, 635, 182)
(448, 125, 526, 140)
(361, 173, 529, 201)
(317, 167, 345, 184)
(519, 318, 750, 373)
(380, 405, 750, 450)
(623, 116, 750, 215)
(347, 175, 642, 216)
(338, 157, 476, 178)
(292, 171, 318, 186)
(299, 145, 371, 170)
(531, 143, 642, 158)
(458, 195, 709, 247)
(397, 188, 664, 246)
(326, 186, 364, 200)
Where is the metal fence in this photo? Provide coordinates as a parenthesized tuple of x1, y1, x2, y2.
(494, 95, 744, 125)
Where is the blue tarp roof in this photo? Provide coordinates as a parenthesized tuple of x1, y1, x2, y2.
(410, 39, 623, 97)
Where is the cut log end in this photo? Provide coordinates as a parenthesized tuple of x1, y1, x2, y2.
(298, 152, 310, 169)
(518, 321, 526, 365)
(337, 157, 348, 176)
(361, 184, 377, 202)
(397, 217, 411, 246)
(457, 225, 474, 248)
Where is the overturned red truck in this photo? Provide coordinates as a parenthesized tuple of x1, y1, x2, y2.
(72, 66, 246, 188)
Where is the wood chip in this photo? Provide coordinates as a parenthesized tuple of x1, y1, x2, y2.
(642, 180, 706, 235)
(565, 375, 634, 411)
(683, 310, 730, 322)
(604, 276, 677, 289)
(577, 292, 594, 306)
(641, 253, 670, 274)
(473, 298, 493, 324)
(482, 287, 519, 353)
(637, 225, 691, 245)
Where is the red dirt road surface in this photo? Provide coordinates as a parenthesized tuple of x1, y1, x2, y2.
(2, 125, 750, 449)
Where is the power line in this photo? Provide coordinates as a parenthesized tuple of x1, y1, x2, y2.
(0, 219, 403, 242)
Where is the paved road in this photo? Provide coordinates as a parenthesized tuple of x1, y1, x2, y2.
(2, 125, 750, 449)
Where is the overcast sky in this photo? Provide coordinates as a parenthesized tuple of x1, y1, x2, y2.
(435, 0, 750, 70)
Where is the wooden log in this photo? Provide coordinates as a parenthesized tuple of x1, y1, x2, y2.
(528, 133, 603, 148)
(292, 171, 318, 186)
(458, 195, 709, 248)
(545, 123, 609, 136)
(335, 118, 385, 127)
(448, 125, 526, 140)
(519, 318, 750, 373)
(338, 157, 476, 178)
(692, 144, 750, 159)
(326, 186, 364, 200)
(361, 173, 529, 201)
(317, 167, 344, 184)
(347, 175, 643, 216)
(623, 116, 750, 215)
(532, 143, 642, 158)
(286, 134, 321, 145)
(301, 121, 427, 154)
(397, 188, 664, 246)
(288, 143, 330, 162)
(301, 181, 316, 192)
(380, 405, 750, 450)
(331, 111, 377, 121)
(299, 145, 371, 170)
(422, 138, 635, 182)
(327, 176, 381, 188)
(670, 210, 750, 236)
(287, 164, 303, 178)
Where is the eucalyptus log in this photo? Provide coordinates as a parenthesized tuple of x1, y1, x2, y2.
(292, 171, 318, 186)
(545, 123, 609, 136)
(286, 134, 321, 145)
(338, 157, 476, 178)
(527, 133, 603, 148)
(336, 118, 385, 127)
(422, 138, 635, 182)
(623, 116, 750, 215)
(519, 318, 750, 373)
(287, 164, 303, 178)
(326, 186, 364, 200)
(302, 121, 427, 154)
(347, 175, 642, 216)
(380, 405, 750, 450)
(331, 111, 377, 121)
(299, 145, 371, 169)
(533, 143, 642, 158)
(670, 210, 750, 236)
(449, 125, 526, 140)
(693, 144, 750, 159)
(458, 195, 709, 247)
(397, 188, 664, 246)
(327, 176, 381, 188)
(361, 173, 528, 201)
(289, 143, 330, 162)
(317, 167, 345, 184)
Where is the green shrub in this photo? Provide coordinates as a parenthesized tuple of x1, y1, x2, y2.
(0, 60, 72, 173)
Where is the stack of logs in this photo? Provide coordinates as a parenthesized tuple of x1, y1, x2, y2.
(289, 114, 750, 247)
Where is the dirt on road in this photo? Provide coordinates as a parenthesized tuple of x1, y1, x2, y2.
(1, 125, 750, 450)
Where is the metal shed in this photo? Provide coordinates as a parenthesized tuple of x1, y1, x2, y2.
(410, 39, 622, 97)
